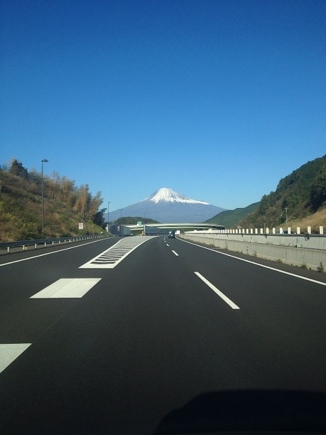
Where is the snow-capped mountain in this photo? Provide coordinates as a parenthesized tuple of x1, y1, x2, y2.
(109, 188, 225, 223)
(146, 187, 209, 205)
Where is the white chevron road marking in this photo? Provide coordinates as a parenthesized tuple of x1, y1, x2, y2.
(79, 236, 153, 269)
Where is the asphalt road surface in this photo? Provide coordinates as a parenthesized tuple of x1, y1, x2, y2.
(1, 235, 326, 434)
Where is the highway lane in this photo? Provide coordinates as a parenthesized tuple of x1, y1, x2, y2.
(0, 237, 119, 343)
(1, 235, 326, 433)
(161, 237, 326, 389)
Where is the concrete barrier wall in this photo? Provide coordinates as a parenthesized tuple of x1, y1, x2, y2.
(184, 232, 326, 250)
(179, 233, 326, 272)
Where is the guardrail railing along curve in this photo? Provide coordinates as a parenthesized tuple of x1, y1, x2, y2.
(0, 234, 108, 255)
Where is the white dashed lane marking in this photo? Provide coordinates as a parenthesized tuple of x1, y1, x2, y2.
(30, 278, 101, 298)
(194, 272, 240, 310)
(0, 343, 32, 373)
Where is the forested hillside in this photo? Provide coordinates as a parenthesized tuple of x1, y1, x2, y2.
(206, 155, 326, 231)
(238, 155, 326, 230)
(0, 159, 107, 241)
(2, 155, 326, 241)
(206, 202, 260, 227)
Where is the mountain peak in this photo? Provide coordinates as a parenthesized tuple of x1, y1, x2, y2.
(145, 187, 209, 205)
(109, 187, 225, 222)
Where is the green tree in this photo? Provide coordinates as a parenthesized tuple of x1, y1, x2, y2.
(93, 208, 106, 227)
(9, 159, 29, 179)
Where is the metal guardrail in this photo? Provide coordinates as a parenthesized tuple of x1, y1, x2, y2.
(0, 235, 107, 254)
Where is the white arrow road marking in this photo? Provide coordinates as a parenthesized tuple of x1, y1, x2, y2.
(30, 278, 101, 298)
(0, 343, 32, 373)
(194, 272, 240, 310)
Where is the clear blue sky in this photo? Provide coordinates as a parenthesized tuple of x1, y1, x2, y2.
(1, 0, 325, 212)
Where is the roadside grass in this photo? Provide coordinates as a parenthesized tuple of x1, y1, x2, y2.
(287, 208, 326, 233)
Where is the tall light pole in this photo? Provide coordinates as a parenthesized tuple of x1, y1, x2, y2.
(41, 159, 48, 235)
(107, 201, 111, 232)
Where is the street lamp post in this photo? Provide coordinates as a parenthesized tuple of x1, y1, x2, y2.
(107, 201, 111, 232)
(41, 159, 49, 235)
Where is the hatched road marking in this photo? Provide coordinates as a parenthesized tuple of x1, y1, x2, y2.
(79, 236, 153, 269)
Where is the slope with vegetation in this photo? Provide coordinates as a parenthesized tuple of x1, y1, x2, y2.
(0, 159, 107, 242)
(206, 202, 260, 228)
(238, 155, 326, 231)
(206, 155, 326, 232)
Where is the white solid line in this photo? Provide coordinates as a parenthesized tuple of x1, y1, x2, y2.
(30, 278, 101, 298)
(180, 238, 326, 287)
(194, 272, 240, 310)
(0, 239, 107, 268)
(172, 250, 179, 256)
(0, 343, 32, 373)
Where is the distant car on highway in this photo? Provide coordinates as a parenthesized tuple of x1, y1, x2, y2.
(168, 231, 175, 238)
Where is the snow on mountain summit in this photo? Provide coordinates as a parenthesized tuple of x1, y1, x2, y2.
(145, 187, 209, 205)
(108, 187, 225, 222)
